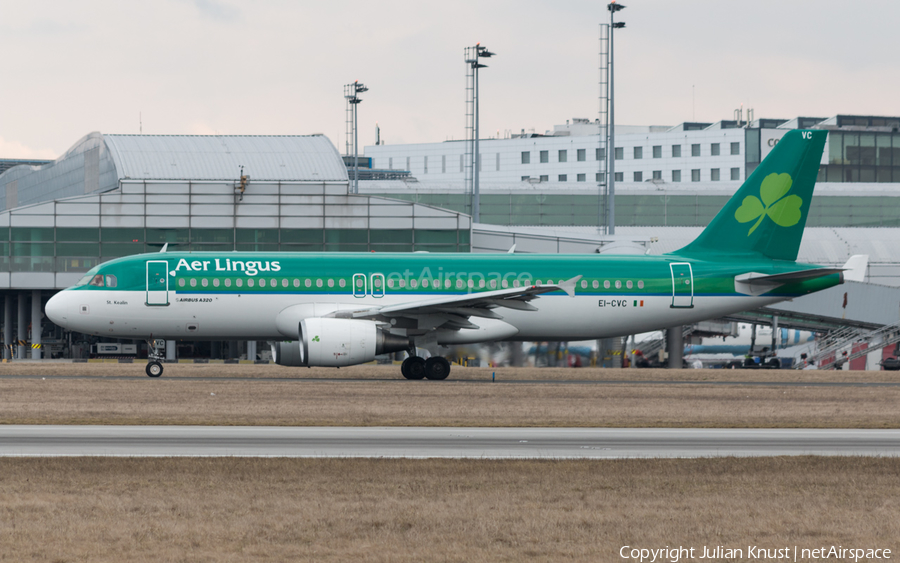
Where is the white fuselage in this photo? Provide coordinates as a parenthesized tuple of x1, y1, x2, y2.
(48, 288, 782, 342)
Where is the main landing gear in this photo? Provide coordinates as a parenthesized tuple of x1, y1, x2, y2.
(146, 339, 165, 378)
(401, 355, 451, 381)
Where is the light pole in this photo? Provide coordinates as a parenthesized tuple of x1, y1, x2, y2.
(465, 43, 494, 223)
(606, 2, 625, 235)
(344, 81, 368, 194)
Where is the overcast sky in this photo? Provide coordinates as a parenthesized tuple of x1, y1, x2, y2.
(2, 0, 898, 159)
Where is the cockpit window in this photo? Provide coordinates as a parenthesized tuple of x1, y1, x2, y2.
(105, 275, 117, 288)
(89, 275, 104, 287)
(76, 275, 92, 286)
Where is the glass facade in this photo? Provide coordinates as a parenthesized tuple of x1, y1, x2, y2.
(821, 130, 900, 182)
(376, 192, 900, 228)
(1, 227, 471, 272)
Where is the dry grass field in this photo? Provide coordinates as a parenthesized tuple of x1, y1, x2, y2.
(1, 375, 899, 428)
(0, 456, 896, 562)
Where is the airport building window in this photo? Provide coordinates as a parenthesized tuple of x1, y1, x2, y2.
(558, 174, 567, 182)
(633, 171, 642, 182)
(577, 148, 586, 161)
(521, 176, 530, 181)
(731, 142, 740, 155)
(442, 155, 446, 173)
(731, 167, 740, 180)
(672, 170, 682, 182)
(691, 144, 701, 157)
(711, 143, 720, 156)
(614, 172, 623, 182)
(540, 175, 549, 182)
(423, 156, 428, 174)
(521, 151, 530, 164)
(672, 145, 681, 158)
(691, 169, 701, 182)
(652, 145, 662, 159)
(540, 151, 549, 163)
(711, 168, 720, 181)
(558, 150, 567, 163)
(633, 147, 642, 160)
(577, 173, 586, 182)
(615, 147, 623, 160)
(595, 173, 602, 181)
(459, 154, 464, 172)
(596, 148, 606, 160)
(652, 170, 662, 180)
(496, 153, 500, 171)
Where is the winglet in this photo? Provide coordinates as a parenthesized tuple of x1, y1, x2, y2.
(557, 275, 582, 298)
(160, 243, 168, 253)
(842, 254, 868, 282)
(507, 244, 516, 254)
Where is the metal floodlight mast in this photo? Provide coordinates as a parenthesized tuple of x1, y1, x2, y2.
(465, 43, 495, 224)
(606, 2, 625, 234)
(344, 81, 368, 194)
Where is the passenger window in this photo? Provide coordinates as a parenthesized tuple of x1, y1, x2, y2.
(105, 275, 117, 288)
(89, 275, 104, 287)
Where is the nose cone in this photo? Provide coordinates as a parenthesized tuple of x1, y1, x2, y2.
(46, 292, 68, 328)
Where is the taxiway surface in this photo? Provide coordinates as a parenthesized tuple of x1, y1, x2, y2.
(2, 426, 899, 458)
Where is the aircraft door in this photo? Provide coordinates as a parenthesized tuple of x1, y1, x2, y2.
(670, 262, 694, 308)
(352, 273, 367, 298)
(146, 260, 170, 306)
(371, 273, 385, 298)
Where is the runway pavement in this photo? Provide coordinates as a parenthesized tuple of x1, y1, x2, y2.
(2, 373, 900, 387)
(1, 426, 899, 458)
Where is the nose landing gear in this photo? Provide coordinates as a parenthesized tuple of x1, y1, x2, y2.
(146, 339, 165, 378)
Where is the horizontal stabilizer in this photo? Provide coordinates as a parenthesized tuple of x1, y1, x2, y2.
(735, 267, 844, 296)
(842, 254, 868, 282)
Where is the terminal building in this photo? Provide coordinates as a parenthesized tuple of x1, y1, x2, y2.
(0, 132, 470, 360)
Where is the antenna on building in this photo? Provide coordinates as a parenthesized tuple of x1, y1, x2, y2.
(746, 107, 754, 127)
(376, 122, 381, 145)
(139, 112, 142, 135)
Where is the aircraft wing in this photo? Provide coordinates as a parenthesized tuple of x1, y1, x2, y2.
(328, 276, 581, 330)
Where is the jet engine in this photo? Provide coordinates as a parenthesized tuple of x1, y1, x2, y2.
(272, 318, 410, 367)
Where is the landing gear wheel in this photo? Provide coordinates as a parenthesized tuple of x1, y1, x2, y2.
(146, 361, 163, 378)
(401, 356, 426, 380)
(424, 356, 451, 380)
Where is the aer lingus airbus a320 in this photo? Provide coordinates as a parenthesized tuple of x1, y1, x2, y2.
(45, 130, 865, 379)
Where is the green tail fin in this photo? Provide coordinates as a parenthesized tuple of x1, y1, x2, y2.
(676, 129, 826, 261)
